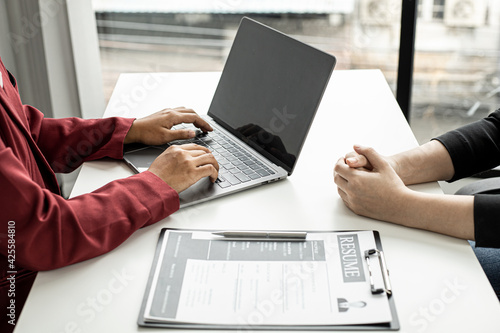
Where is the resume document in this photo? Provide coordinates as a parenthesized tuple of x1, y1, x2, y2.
(142, 230, 393, 327)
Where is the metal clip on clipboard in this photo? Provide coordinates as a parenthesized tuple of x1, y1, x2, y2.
(364, 249, 392, 295)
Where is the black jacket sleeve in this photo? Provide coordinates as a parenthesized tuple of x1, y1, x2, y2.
(434, 109, 500, 248)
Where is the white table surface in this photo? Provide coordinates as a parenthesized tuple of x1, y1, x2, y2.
(15, 70, 500, 332)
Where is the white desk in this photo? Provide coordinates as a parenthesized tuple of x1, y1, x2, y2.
(16, 70, 500, 332)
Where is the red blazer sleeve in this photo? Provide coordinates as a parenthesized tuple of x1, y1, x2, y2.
(0, 142, 179, 271)
(25, 104, 135, 173)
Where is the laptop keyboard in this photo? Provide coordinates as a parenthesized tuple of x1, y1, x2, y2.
(170, 124, 276, 188)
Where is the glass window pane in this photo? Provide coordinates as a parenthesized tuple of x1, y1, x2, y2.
(91, 0, 401, 104)
(411, 0, 500, 143)
(433, 0, 445, 19)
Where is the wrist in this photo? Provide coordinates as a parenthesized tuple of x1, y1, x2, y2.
(124, 119, 140, 144)
(388, 153, 415, 186)
(398, 191, 474, 239)
(385, 186, 416, 226)
(392, 188, 420, 227)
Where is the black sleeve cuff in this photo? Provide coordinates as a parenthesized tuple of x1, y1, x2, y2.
(473, 194, 500, 248)
(432, 135, 468, 183)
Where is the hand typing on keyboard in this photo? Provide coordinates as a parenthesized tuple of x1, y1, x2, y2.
(172, 124, 277, 189)
(149, 143, 219, 193)
(124, 107, 213, 145)
(125, 107, 219, 193)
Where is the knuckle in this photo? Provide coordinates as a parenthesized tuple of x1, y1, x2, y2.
(159, 131, 171, 141)
(169, 146, 188, 159)
(334, 161, 345, 172)
(167, 145, 180, 152)
(333, 173, 340, 183)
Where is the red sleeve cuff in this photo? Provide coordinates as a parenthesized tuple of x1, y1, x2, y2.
(108, 117, 136, 160)
(130, 171, 180, 226)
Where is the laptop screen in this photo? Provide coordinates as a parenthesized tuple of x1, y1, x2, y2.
(208, 17, 336, 174)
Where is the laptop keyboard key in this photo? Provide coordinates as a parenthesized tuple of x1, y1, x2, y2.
(222, 173, 241, 185)
(242, 168, 256, 175)
(263, 167, 275, 175)
(255, 169, 271, 177)
(229, 168, 240, 174)
(248, 173, 261, 180)
(217, 181, 232, 189)
(234, 173, 251, 182)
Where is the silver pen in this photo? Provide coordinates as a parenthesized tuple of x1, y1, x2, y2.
(212, 231, 307, 239)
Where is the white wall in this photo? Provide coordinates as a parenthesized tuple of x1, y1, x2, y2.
(66, 0, 105, 119)
(0, 0, 16, 72)
(0, 0, 105, 119)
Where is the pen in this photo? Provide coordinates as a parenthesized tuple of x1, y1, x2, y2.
(212, 231, 307, 239)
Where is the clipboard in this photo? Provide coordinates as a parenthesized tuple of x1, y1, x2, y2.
(138, 228, 399, 331)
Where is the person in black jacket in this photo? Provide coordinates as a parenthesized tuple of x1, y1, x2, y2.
(334, 109, 500, 299)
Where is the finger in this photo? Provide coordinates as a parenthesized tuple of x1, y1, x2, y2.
(189, 152, 219, 183)
(345, 154, 372, 169)
(170, 112, 213, 132)
(352, 145, 388, 171)
(164, 106, 196, 113)
(333, 157, 354, 180)
(157, 108, 213, 132)
(333, 170, 348, 191)
(192, 118, 213, 132)
(337, 187, 350, 208)
(179, 143, 212, 154)
(164, 144, 211, 159)
(188, 149, 216, 160)
(192, 153, 220, 171)
(167, 129, 197, 140)
(183, 149, 211, 158)
(336, 185, 354, 212)
(345, 151, 358, 159)
(196, 164, 219, 183)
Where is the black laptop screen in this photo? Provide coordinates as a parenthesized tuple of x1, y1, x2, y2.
(207, 17, 336, 174)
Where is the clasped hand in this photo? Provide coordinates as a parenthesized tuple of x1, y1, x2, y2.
(333, 145, 410, 222)
(124, 107, 219, 193)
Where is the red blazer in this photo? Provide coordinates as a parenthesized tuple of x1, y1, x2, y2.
(0, 58, 179, 327)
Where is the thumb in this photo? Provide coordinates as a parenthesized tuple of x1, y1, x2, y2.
(352, 145, 389, 171)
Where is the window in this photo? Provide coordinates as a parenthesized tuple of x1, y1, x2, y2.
(90, 0, 500, 145)
(411, 0, 500, 143)
(91, 0, 400, 102)
(418, 0, 445, 22)
(432, 0, 445, 20)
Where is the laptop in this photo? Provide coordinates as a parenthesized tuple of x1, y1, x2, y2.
(124, 17, 336, 208)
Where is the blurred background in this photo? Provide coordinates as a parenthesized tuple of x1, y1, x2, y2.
(92, 0, 500, 144)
